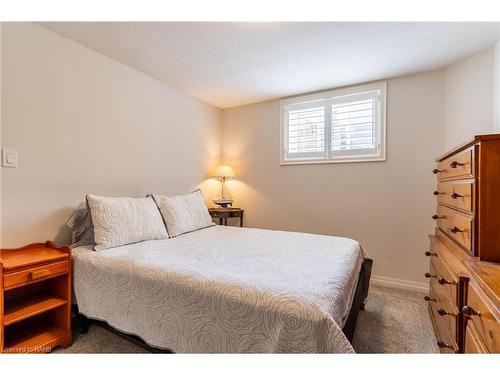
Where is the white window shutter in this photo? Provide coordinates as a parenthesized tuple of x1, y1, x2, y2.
(281, 82, 386, 164)
(284, 102, 326, 160)
(331, 91, 379, 157)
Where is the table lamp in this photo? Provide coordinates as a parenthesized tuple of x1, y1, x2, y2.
(213, 165, 235, 207)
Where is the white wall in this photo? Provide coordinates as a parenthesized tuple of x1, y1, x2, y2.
(1, 23, 222, 247)
(222, 70, 445, 285)
(494, 40, 500, 132)
(444, 49, 495, 149)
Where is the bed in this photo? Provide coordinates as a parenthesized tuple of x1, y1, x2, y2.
(72, 225, 372, 353)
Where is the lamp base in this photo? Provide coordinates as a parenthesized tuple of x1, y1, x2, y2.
(213, 199, 233, 208)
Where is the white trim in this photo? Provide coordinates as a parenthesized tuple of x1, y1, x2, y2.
(371, 274, 428, 293)
(280, 156, 386, 166)
(280, 81, 386, 106)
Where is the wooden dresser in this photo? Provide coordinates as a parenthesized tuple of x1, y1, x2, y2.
(0, 242, 72, 353)
(426, 134, 500, 353)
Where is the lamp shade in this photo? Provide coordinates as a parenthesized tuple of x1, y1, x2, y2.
(213, 165, 235, 179)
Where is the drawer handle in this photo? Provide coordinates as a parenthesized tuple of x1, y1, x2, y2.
(449, 226, 463, 234)
(425, 251, 438, 257)
(433, 191, 443, 196)
(462, 305, 481, 318)
(450, 192, 463, 199)
(438, 277, 455, 285)
(438, 308, 456, 317)
(433, 168, 442, 174)
(437, 341, 456, 351)
(425, 272, 437, 279)
(424, 296, 436, 302)
(450, 161, 464, 168)
(28, 269, 51, 280)
(432, 214, 444, 220)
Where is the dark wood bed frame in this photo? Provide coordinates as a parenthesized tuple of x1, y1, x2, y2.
(74, 257, 372, 353)
(343, 257, 373, 342)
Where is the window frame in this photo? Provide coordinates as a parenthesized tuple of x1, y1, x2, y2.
(280, 81, 387, 165)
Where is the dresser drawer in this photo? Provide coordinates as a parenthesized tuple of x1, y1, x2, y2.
(435, 180, 474, 213)
(3, 260, 69, 289)
(435, 149, 474, 181)
(465, 324, 488, 353)
(428, 280, 457, 344)
(435, 205, 473, 253)
(429, 250, 458, 304)
(428, 302, 458, 353)
(463, 282, 500, 353)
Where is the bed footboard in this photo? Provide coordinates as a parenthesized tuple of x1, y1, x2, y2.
(342, 257, 373, 343)
(360, 257, 373, 310)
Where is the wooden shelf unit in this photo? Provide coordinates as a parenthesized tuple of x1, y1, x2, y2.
(1, 242, 72, 353)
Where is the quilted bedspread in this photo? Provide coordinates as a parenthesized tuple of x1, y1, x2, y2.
(72, 225, 364, 353)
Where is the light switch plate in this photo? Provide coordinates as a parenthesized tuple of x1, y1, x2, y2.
(2, 149, 18, 168)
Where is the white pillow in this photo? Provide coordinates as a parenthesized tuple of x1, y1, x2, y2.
(152, 190, 214, 237)
(87, 195, 169, 251)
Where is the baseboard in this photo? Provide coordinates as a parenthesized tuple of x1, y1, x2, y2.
(371, 274, 428, 293)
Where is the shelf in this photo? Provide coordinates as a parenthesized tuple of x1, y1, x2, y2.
(4, 293, 68, 326)
(3, 321, 67, 353)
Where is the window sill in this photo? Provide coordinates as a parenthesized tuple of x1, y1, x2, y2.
(280, 156, 386, 166)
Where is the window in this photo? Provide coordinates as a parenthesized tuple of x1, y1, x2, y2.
(281, 82, 386, 164)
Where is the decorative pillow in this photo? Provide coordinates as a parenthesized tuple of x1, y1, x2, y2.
(66, 202, 95, 248)
(152, 190, 214, 238)
(87, 195, 169, 251)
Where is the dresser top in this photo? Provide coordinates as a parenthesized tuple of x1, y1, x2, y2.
(465, 259, 500, 307)
(436, 133, 500, 162)
(0, 242, 69, 272)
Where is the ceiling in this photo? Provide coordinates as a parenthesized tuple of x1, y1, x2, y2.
(39, 22, 500, 108)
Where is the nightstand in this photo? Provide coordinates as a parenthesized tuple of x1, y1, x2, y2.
(208, 207, 244, 227)
(0, 242, 72, 353)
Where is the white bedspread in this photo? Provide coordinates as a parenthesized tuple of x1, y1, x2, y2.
(72, 225, 364, 353)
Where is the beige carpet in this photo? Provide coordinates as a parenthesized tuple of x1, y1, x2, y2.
(352, 285, 439, 353)
(56, 284, 439, 354)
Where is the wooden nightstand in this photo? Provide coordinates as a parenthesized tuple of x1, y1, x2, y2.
(0, 242, 72, 353)
(208, 207, 244, 227)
